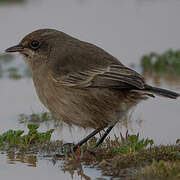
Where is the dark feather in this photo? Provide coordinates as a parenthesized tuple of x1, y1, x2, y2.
(52, 64, 146, 90)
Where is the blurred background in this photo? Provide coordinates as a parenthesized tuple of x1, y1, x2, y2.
(0, 0, 180, 179)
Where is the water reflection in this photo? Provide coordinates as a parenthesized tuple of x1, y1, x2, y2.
(6, 152, 37, 167)
(62, 160, 91, 180)
(143, 73, 180, 89)
(0, 152, 107, 180)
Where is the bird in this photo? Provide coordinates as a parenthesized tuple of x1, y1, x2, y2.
(5, 29, 180, 152)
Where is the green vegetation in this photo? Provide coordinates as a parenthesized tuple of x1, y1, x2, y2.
(141, 49, 180, 76)
(81, 131, 154, 154)
(18, 112, 65, 132)
(0, 123, 179, 179)
(18, 112, 54, 124)
(0, 53, 31, 79)
(0, 124, 54, 151)
(62, 132, 180, 178)
(129, 160, 180, 180)
(0, 0, 25, 4)
(7, 67, 21, 79)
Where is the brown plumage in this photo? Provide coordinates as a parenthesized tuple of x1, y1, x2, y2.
(5, 29, 180, 149)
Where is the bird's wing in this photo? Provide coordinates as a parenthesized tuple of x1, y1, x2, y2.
(50, 64, 145, 89)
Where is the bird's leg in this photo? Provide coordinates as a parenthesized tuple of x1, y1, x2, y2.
(57, 128, 102, 157)
(73, 128, 102, 151)
(95, 125, 114, 147)
(57, 126, 114, 157)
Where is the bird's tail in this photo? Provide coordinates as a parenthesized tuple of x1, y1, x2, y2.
(145, 85, 180, 99)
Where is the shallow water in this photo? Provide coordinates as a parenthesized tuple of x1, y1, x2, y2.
(0, 0, 180, 179)
(0, 152, 106, 180)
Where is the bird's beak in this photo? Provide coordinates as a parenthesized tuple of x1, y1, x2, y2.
(5, 45, 24, 53)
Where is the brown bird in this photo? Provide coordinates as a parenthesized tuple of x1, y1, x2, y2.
(5, 29, 180, 151)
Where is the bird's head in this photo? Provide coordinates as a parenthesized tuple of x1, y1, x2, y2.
(5, 29, 67, 68)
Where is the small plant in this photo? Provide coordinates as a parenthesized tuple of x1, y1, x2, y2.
(7, 67, 21, 79)
(0, 53, 31, 79)
(0, 124, 54, 150)
(114, 132, 154, 154)
(18, 112, 54, 124)
(129, 160, 180, 180)
(141, 49, 180, 76)
(94, 131, 154, 154)
(63, 132, 180, 177)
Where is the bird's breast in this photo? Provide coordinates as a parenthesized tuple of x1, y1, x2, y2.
(31, 69, 144, 129)
(32, 69, 58, 110)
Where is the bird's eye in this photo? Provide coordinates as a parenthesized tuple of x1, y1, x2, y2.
(30, 40, 40, 49)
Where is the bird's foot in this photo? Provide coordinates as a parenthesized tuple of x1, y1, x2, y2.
(55, 143, 75, 157)
(55, 143, 97, 158)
